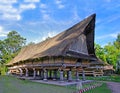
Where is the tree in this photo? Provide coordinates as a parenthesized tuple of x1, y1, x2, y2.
(27, 42, 35, 45)
(114, 34, 120, 73)
(95, 43, 107, 62)
(5, 31, 26, 54)
(104, 43, 117, 68)
(95, 33, 120, 69)
(0, 31, 26, 63)
(0, 31, 26, 75)
(116, 57, 120, 74)
(116, 34, 120, 42)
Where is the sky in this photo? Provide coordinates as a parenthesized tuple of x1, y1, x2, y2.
(0, 0, 120, 46)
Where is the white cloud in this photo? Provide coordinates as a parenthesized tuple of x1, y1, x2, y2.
(33, 31, 57, 43)
(58, 4, 64, 9)
(55, 0, 65, 9)
(24, 0, 40, 3)
(0, 4, 18, 14)
(39, 3, 51, 20)
(0, 26, 9, 37)
(41, 10, 47, 13)
(0, 1, 21, 21)
(110, 32, 119, 38)
(72, 7, 81, 21)
(19, 3, 36, 11)
(107, 15, 120, 23)
(40, 3, 47, 9)
(41, 31, 57, 41)
(42, 14, 50, 20)
(0, 0, 17, 4)
(56, 0, 61, 4)
(0, 4, 20, 21)
(96, 32, 120, 40)
(0, 2, 37, 21)
(48, 31, 57, 37)
(0, 26, 3, 33)
(2, 13, 21, 21)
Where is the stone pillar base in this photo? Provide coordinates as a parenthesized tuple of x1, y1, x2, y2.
(76, 71, 80, 81)
(43, 79, 47, 81)
(43, 69, 47, 81)
(60, 70, 64, 81)
(82, 71, 86, 81)
(53, 78, 56, 80)
(76, 79, 80, 81)
(68, 70, 72, 81)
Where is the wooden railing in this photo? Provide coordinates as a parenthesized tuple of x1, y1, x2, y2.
(79, 70, 104, 77)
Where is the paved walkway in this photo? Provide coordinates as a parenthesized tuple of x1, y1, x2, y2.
(18, 76, 93, 86)
(31, 80, 93, 86)
(106, 82, 120, 93)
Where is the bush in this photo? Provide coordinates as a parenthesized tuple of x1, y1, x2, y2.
(0, 65, 7, 75)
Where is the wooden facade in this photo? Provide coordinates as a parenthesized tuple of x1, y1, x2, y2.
(7, 14, 104, 81)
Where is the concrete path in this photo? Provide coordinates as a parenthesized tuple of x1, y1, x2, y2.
(31, 80, 93, 86)
(106, 82, 120, 93)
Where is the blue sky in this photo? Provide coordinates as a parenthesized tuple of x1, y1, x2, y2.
(0, 0, 120, 46)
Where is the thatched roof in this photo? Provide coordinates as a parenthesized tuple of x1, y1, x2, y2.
(7, 14, 97, 66)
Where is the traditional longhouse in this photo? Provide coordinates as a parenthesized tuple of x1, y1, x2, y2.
(7, 14, 104, 81)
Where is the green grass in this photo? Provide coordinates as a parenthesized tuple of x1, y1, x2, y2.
(81, 75, 120, 82)
(84, 83, 112, 93)
(82, 82, 101, 89)
(0, 75, 115, 93)
(0, 76, 75, 93)
(68, 81, 103, 91)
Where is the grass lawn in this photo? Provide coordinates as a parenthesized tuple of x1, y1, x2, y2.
(0, 76, 75, 93)
(0, 75, 115, 93)
(84, 83, 112, 93)
(80, 75, 120, 82)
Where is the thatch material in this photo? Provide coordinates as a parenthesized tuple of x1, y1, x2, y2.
(90, 59, 105, 66)
(7, 14, 96, 66)
(103, 65, 114, 70)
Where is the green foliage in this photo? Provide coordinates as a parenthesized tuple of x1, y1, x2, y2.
(95, 34, 120, 70)
(116, 33, 120, 42)
(0, 31, 26, 74)
(27, 42, 35, 45)
(95, 44, 107, 62)
(84, 83, 111, 93)
(85, 75, 120, 82)
(0, 76, 75, 93)
(0, 64, 7, 75)
(0, 31, 26, 63)
(116, 59, 120, 74)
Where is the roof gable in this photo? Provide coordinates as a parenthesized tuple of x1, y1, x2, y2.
(7, 14, 96, 65)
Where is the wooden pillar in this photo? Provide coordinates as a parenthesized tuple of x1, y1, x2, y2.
(25, 68, 28, 77)
(53, 69, 57, 80)
(39, 70, 41, 77)
(43, 69, 47, 81)
(49, 70, 52, 79)
(36, 70, 39, 76)
(66, 71, 69, 80)
(33, 68, 36, 79)
(76, 71, 80, 81)
(55, 70, 58, 79)
(60, 70, 64, 81)
(68, 70, 72, 81)
(41, 70, 44, 79)
(47, 70, 49, 79)
(19, 68, 23, 77)
(82, 70, 85, 81)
